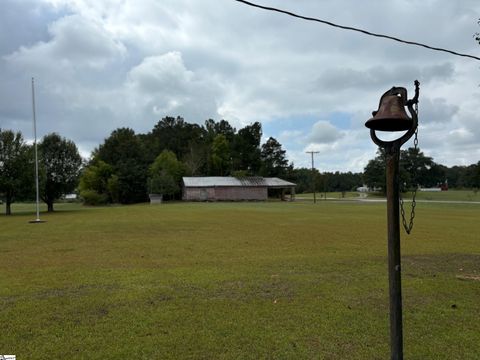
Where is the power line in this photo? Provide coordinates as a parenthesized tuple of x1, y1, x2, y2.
(234, 0, 480, 62)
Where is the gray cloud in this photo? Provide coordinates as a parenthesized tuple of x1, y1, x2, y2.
(308, 121, 343, 144)
(5, 14, 126, 70)
(127, 53, 193, 95)
(420, 97, 459, 124)
(125, 52, 223, 124)
(0, 0, 479, 170)
(0, 0, 63, 57)
(314, 63, 455, 92)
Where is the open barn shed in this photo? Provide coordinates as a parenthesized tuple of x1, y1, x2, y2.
(182, 177, 296, 202)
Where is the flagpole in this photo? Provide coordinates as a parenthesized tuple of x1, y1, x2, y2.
(30, 77, 45, 223)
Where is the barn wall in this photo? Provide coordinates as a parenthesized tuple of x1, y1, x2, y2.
(183, 187, 215, 201)
(183, 186, 267, 201)
(215, 186, 267, 201)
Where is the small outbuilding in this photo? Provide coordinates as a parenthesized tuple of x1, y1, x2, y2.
(182, 176, 296, 202)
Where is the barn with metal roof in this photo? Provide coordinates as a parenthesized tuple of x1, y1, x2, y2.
(182, 177, 296, 201)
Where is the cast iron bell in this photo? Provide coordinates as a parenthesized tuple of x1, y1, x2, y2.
(365, 87, 413, 132)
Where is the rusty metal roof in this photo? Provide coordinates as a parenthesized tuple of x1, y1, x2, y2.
(263, 177, 296, 188)
(183, 177, 295, 188)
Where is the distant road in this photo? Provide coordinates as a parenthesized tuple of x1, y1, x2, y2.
(295, 197, 480, 205)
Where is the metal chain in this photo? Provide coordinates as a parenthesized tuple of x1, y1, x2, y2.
(399, 102, 418, 235)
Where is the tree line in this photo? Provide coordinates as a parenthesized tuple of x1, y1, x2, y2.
(79, 117, 293, 205)
(0, 118, 294, 212)
(363, 147, 480, 191)
(0, 130, 81, 215)
(1, 117, 480, 214)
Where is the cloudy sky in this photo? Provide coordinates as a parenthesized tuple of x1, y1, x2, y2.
(1, 0, 479, 171)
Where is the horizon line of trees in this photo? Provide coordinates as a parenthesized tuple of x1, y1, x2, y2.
(80, 117, 293, 205)
(363, 147, 480, 191)
(2, 117, 480, 214)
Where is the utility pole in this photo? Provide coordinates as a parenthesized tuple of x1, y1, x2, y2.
(306, 151, 319, 203)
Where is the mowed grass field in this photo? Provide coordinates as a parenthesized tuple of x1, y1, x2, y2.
(297, 189, 480, 202)
(1, 201, 479, 359)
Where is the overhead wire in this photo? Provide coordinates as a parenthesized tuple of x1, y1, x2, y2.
(234, 0, 480, 62)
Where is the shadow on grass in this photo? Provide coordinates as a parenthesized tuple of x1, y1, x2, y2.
(0, 202, 89, 218)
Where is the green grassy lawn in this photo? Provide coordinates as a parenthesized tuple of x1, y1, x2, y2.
(295, 191, 361, 200)
(297, 190, 480, 202)
(404, 189, 480, 202)
(1, 201, 479, 359)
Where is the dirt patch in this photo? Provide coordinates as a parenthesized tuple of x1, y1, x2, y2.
(0, 283, 121, 308)
(402, 253, 480, 277)
(456, 274, 480, 281)
(167, 278, 297, 302)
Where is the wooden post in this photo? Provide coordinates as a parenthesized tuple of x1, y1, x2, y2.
(385, 143, 403, 360)
(368, 80, 419, 360)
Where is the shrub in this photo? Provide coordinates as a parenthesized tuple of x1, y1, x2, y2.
(80, 189, 109, 206)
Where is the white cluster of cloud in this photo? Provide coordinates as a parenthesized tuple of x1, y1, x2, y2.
(8, 14, 127, 69)
(1, 0, 479, 171)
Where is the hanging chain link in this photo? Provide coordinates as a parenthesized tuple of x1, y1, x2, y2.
(399, 101, 418, 235)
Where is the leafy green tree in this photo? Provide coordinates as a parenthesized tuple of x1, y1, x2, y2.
(322, 171, 363, 192)
(107, 174, 120, 203)
(205, 119, 236, 144)
(363, 148, 386, 191)
(231, 170, 249, 178)
(116, 159, 149, 204)
(148, 172, 178, 199)
(79, 160, 113, 195)
(183, 143, 206, 176)
(455, 163, 480, 189)
(422, 163, 445, 188)
(364, 147, 447, 192)
(38, 133, 82, 212)
(445, 165, 478, 188)
(95, 128, 145, 166)
(148, 150, 185, 199)
(400, 147, 445, 188)
(78, 160, 118, 205)
(95, 128, 148, 204)
(146, 116, 205, 162)
(318, 172, 327, 195)
(0, 129, 33, 215)
(289, 167, 318, 194)
(232, 122, 262, 174)
(204, 119, 236, 175)
(210, 134, 230, 175)
(473, 161, 480, 189)
(260, 137, 289, 177)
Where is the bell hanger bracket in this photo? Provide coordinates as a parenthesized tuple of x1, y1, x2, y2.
(370, 80, 420, 152)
